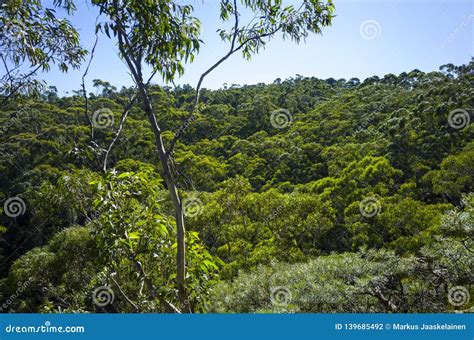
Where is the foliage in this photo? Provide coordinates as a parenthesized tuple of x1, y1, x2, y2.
(0, 0, 86, 97)
(0, 60, 472, 312)
(89, 168, 220, 312)
(209, 198, 473, 313)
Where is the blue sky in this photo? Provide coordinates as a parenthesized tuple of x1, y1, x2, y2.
(42, 0, 473, 94)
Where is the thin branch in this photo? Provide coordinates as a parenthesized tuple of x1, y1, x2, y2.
(81, 29, 99, 143)
(167, 0, 283, 155)
(117, 28, 141, 90)
(102, 68, 158, 172)
(166, 0, 240, 154)
(0, 55, 13, 88)
(132, 258, 181, 313)
(110, 275, 140, 312)
(1, 42, 66, 103)
(194, 0, 240, 107)
(102, 91, 138, 172)
(0, 63, 43, 104)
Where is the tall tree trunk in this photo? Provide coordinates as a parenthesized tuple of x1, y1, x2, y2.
(136, 81, 188, 312)
(115, 26, 188, 312)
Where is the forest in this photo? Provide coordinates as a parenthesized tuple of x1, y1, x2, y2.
(0, 0, 473, 314)
(0, 61, 472, 313)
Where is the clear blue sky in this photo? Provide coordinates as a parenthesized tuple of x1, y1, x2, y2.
(42, 0, 473, 95)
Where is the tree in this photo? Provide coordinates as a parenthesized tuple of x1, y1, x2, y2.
(91, 0, 334, 312)
(0, 0, 86, 102)
(92, 79, 117, 98)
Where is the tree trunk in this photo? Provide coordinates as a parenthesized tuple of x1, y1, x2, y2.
(136, 82, 188, 312)
(115, 27, 188, 311)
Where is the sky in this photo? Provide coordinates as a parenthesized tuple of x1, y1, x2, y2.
(41, 0, 473, 95)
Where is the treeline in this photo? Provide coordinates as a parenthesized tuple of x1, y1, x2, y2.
(0, 61, 472, 313)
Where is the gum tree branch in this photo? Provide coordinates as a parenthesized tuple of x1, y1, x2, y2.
(81, 27, 99, 143)
(166, 0, 283, 155)
(110, 275, 140, 312)
(132, 257, 181, 313)
(0, 63, 43, 104)
(102, 91, 137, 172)
(102, 70, 158, 172)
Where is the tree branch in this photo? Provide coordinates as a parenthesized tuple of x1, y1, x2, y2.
(102, 67, 158, 172)
(81, 26, 99, 143)
(166, 0, 240, 154)
(102, 91, 137, 172)
(132, 258, 181, 313)
(166, 0, 283, 155)
(0, 63, 43, 104)
(110, 275, 140, 312)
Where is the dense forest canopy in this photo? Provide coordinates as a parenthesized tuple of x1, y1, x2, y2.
(0, 60, 472, 313)
(0, 0, 472, 314)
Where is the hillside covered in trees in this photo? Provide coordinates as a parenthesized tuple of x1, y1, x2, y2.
(1, 60, 473, 313)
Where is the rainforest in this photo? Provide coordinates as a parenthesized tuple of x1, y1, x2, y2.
(0, 0, 472, 315)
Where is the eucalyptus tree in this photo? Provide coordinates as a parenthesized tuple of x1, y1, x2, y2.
(0, 0, 86, 102)
(91, 0, 334, 312)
